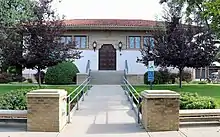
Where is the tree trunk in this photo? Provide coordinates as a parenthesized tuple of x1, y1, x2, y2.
(37, 67, 41, 88)
(179, 68, 183, 88)
(16, 64, 22, 76)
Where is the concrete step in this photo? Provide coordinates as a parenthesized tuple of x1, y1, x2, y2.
(90, 70, 124, 85)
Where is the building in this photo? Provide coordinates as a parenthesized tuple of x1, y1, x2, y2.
(23, 19, 159, 83)
(23, 19, 218, 83)
(62, 19, 157, 73)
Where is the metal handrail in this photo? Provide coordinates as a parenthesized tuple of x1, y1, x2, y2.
(122, 76, 142, 124)
(125, 60, 128, 74)
(123, 78, 141, 98)
(86, 60, 90, 73)
(67, 77, 91, 123)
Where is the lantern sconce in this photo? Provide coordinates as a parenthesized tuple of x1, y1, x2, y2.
(92, 41, 97, 52)
(118, 41, 123, 52)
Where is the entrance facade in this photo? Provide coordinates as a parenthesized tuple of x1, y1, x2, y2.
(98, 44, 116, 70)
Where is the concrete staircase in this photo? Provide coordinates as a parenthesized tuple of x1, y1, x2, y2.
(90, 70, 124, 85)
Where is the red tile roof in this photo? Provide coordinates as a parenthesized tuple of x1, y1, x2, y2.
(63, 19, 157, 27)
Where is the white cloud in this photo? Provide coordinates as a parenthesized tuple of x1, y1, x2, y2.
(52, 0, 164, 20)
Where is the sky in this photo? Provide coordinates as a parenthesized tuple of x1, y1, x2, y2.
(52, 0, 164, 20)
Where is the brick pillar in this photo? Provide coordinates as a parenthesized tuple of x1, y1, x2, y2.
(27, 89, 67, 132)
(141, 90, 180, 132)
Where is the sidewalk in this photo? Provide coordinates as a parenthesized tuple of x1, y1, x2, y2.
(58, 85, 147, 137)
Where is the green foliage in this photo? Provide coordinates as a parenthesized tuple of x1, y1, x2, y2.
(34, 71, 45, 84)
(7, 66, 16, 74)
(0, 72, 12, 83)
(0, 88, 37, 110)
(144, 68, 192, 84)
(0, 0, 33, 27)
(160, 0, 220, 38)
(181, 71, 192, 83)
(27, 78, 33, 83)
(45, 62, 79, 84)
(180, 92, 216, 109)
(190, 80, 208, 84)
(198, 81, 208, 84)
(0, 0, 33, 73)
(203, 0, 220, 38)
(144, 71, 161, 84)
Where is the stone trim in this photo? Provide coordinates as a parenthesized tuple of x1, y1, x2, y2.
(141, 90, 180, 99)
(27, 89, 66, 98)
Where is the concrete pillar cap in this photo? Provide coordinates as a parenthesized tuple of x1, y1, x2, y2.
(27, 89, 67, 97)
(141, 90, 180, 99)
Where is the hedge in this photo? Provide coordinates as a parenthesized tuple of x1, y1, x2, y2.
(180, 92, 216, 109)
(45, 62, 79, 84)
(144, 69, 192, 84)
(0, 86, 82, 110)
(0, 88, 37, 110)
(134, 92, 217, 110)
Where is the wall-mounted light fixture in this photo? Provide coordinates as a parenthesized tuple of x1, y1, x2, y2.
(92, 41, 97, 52)
(118, 41, 123, 52)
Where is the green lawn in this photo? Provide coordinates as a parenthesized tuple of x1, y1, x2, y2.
(134, 84, 220, 107)
(0, 84, 78, 95)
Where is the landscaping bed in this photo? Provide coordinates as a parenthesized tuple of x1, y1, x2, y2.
(0, 84, 78, 110)
(133, 85, 220, 109)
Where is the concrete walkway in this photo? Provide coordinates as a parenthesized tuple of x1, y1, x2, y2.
(58, 85, 147, 137)
(1, 85, 220, 137)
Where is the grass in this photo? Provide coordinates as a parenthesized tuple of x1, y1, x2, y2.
(134, 84, 220, 107)
(0, 84, 78, 95)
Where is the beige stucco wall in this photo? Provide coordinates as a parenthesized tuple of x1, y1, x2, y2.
(64, 30, 150, 50)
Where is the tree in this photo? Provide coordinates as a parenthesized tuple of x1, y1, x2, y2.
(0, 0, 33, 77)
(160, 0, 220, 80)
(160, 0, 220, 38)
(139, 4, 217, 88)
(203, 0, 220, 38)
(22, 0, 81, 87)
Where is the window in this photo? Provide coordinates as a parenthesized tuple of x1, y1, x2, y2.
(129, 36, 141, 48)
(60, 36, 72, 45)
(144, 36, 154, 50)
(74, 36, 87, 48)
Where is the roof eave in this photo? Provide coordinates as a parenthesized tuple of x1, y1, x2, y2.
(64, 25, 164, 31)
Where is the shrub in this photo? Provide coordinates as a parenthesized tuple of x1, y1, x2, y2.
(34, 71, 45, 84)
(190, 80, 207, 84)
(144, 71, 162, 84)
(180, 92, 216, 109)
(198, 81, 208, 84)
(45, 62, 79, 84)
(27, 78, 33, 83)
(0, 73, 12, 83)
(12, 75, 26, 82)
(158, 68, 170, 84)
(144, 68, 178, 84)
(0, 88, 37, 110)
(181, 70, 192, 83)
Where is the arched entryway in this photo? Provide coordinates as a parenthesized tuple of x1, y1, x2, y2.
(98, 44, 116, 70)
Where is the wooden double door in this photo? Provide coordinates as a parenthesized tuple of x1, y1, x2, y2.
(99, 44, 116, 70)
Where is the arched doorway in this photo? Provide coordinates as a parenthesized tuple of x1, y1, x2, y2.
(98, 44, 116, 70)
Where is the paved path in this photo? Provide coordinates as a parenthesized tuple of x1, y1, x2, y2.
(58, 85, 147, 137)
(1, 85, 220, 137)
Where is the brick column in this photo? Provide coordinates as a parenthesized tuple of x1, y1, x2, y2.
(27, 89, 67, 132)
(141, 90, 180, 132)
